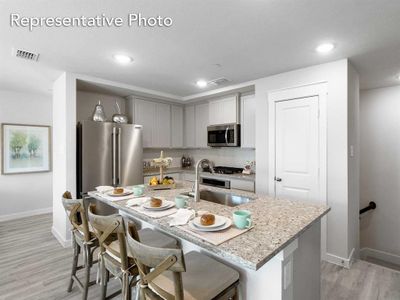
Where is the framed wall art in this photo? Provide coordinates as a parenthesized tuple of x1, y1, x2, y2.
(1, 123, 51, 174)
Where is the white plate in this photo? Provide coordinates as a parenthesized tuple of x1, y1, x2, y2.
(188, 218, 232, 232)
(192, 215, 226, 229)
(106, 189, 133, 197)
(142, 198, 174, 211)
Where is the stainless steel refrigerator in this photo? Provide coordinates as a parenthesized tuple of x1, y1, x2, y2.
(77, 121, 143, 196)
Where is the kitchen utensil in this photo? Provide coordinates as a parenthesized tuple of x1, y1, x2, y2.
(192, 215, 227, 229)
(188, 218, 232, 232)
(175, 195, 190, 208)
(233, 210, 252, 229)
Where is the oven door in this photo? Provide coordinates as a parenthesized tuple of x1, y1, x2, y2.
(207, 124, 240, 147)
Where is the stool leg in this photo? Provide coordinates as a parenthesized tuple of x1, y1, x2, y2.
(82, 245, 91, 300)
(100, 257, 108, 300)
(67, 237, 79, 292)
(122, 272, 131, 300)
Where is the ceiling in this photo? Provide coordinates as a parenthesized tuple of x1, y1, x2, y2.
(1, 0, 400, 97)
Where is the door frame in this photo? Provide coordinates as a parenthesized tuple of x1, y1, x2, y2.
(268, 82, 327, 203)
(268, 82, 328, 259)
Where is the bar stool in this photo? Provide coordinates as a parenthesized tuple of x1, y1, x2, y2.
(126, 224, 240, 300)
(61, 191, 98, 300)
(88, 204, 178, 300)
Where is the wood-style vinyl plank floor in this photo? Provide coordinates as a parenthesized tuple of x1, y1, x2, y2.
(1, 213, 400, 300)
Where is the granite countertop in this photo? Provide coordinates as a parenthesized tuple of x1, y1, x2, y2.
(143, 167, 256, 182)
(89, 181, 329, 271)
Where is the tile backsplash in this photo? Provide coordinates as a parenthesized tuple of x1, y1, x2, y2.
(143, 148, 255, 170)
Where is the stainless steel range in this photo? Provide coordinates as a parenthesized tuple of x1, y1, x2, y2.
(204, 166, 244, 174)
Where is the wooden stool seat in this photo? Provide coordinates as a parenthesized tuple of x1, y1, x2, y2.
(151, 251, 239, 300)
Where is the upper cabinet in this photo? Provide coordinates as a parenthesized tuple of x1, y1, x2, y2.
(209, 95, 239, 125)
(184, 105, 196, 148)
(241, 94, 256, 148)
(154, 102, 171, 148)
(130, 98, 171, 148)
(171, 105, 184, 148)
(195, 102, 209, 148)
(134, 99, 156, 147)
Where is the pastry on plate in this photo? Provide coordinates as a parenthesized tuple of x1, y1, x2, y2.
(113, 187, 124, 194)
(200, 213, 215, 226)
(150, 197, 163, 207)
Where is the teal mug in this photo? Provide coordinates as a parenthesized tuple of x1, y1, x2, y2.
(175, 195, 190, 209)
(233, 210, 252, 229)
(132, 185, 145, 196)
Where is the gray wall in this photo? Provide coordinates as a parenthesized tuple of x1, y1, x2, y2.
(0, 90, 52, 218)
(360, 85, 400, 257)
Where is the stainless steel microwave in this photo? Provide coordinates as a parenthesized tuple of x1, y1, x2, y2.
(207, 124, 240, 147)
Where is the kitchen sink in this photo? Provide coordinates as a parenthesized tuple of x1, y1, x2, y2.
(181, 190, 254, 207)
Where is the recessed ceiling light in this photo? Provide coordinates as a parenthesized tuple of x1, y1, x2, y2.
(196, 80, 208, 88)
(316, 43, 335, 54)
(112, 54, 133, 64)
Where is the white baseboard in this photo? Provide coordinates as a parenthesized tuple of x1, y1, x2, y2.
(360, 247, 400, 266)
(0, 207, 52, 222)
(51, 226, 72, 248)
(324, 248, 355, 269)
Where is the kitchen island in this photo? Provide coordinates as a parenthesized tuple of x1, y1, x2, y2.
(89, 181, 329, 300)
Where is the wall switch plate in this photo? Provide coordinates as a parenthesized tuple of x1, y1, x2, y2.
(350, 145, 354, 157)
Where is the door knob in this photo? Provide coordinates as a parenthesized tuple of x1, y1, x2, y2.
(275, 177, 282, 182)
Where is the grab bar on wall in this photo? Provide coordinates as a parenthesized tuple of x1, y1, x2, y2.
(360, 201, 377, 215)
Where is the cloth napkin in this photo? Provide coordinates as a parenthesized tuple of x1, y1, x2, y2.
(126, 197, 151, 207)
(169, 208, 196, 226)
(95, 186, 114, 193)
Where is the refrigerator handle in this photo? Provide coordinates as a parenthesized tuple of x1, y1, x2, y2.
(112, 127, 118, 186)
(117, 127, 122, 185)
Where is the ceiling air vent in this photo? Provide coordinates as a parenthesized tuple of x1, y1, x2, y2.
(208, 77, 231, 86)
(12, 48, 40, 61)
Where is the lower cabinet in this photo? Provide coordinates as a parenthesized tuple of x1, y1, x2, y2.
(230, 179, 255, 192)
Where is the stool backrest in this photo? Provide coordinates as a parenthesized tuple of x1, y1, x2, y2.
(61, 191, 91, 242)
(87, 204, 129, 270)
(126, 225, 186, 300)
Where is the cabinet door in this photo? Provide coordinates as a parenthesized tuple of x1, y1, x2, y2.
(155, 103, 171, 148)
(241, 95, 256, 148)
(171, 105, 184, 148)
(195, 102, 209, 148)
(184, 105, 196, 148)
(135, 99, 155, 148)
(209, 96, 238, 125)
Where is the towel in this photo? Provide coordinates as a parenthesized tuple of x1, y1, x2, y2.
(169, 208, 195, 226)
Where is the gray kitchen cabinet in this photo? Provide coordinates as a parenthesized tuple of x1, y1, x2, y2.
(195, 102, 209, 148)
(171, 105, 184, 148)
(241, 94, 256, 148)
(209, 95, 239, 125)
(184, 105, 196, 148)
(154, 102, 171, 148)
(134, 99, 156, 148)
(230, 178, 255, 192)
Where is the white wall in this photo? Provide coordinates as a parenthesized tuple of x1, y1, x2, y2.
(76, 91, 126, 122)
(0, 90, 52, 219)
(52, 73, 76, 246)
(347, 64, 360, 258)
(360, 85, 400, 257)
(254, 59, 355, 264)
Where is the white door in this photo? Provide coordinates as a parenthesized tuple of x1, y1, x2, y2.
(275, 96, 320, 202)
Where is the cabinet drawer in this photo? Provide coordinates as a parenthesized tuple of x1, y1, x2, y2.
(230, 179, 255, 192)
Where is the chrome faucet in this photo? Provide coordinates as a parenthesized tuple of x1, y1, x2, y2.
(194, 158, 213, 202)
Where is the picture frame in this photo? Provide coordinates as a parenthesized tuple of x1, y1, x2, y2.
(1, 123, 52, 175)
